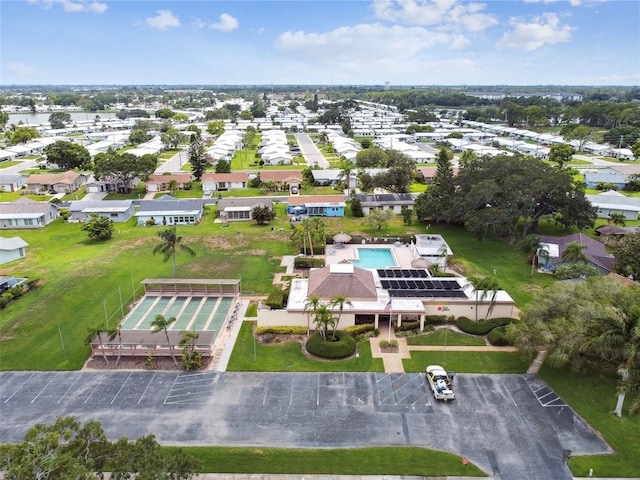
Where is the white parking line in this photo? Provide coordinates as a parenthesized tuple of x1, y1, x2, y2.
(58, 373, 81, 404)
(138, 372, 157, 405)
(30, 377, 54, 404)
(111, 371, 133, 405)
(3, 373, 34, 403)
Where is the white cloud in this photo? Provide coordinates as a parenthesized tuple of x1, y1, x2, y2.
(211, 13, 239, 32)
(371, 0, 497, 32)
(194, 13, 239, 32)
(7, 62, 36, 76)
(276, 23, 454, 66)
(145, 10, 181, 29)
(26, 0, 107, 13)
(497, 13, 574, 51)
(524, 0, 583, 5)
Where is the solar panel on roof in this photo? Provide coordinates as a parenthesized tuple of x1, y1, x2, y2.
(381, 280, 390, 289)
(377, 270, 387, 278)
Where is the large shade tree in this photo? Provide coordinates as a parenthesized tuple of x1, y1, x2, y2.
(93, 151, 157, 189)
(506, 276, 640, 415)
(44, 140, 91, 170)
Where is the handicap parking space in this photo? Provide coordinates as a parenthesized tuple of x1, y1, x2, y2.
(373, 372, 432, 413)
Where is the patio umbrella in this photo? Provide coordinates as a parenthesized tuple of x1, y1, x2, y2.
(411, 257, 431, 269)
(333, 232, 352, 244)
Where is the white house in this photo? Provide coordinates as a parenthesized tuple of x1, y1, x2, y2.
(586, 190, 640, 221)
(0, 174, 27, 193)
(0, 236, 28, 265)
(0, 198, 59, 229)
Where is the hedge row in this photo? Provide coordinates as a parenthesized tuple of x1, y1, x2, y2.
(394, 320, 422, 333)
(294, 257, 325, 268)
(455, 316, 513, 335)
(265, 290, 285, 309)
(255, 326, 308, 335)
(487, 326, 511, 346)
(344, 324, 376, 337)
(425, 315, 452, 325)
(306, 331, 356, 359)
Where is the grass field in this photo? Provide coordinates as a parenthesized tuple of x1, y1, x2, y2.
(540, 364, 640, 477)
(406, 328, 486, 346)
(403, 351, 530, 374)
(169, 446, 485, 477)
(227, 321, 384, 372)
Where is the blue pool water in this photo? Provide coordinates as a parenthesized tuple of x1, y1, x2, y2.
(351, 248, 396, 269)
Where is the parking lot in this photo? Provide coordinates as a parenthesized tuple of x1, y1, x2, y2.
(0, 371, 610, 480)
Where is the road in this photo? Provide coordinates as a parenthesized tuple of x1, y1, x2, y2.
(295, 133, 330, 168)
(0, 371, 609, 480)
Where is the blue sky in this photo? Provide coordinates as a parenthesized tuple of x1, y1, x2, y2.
(2, 0, 639, 85)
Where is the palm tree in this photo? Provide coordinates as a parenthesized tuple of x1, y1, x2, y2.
(313, 303, 337, 341)
(179, 330, 200, 356)
(152, 226, 196, 278)
(329, 295, 353, 336)
(438, 245, 449, 273)
(150, 314, 179, 366)
(584, 305, 640, 416)
(107, 324, 123, 366)
(562, 241, 588, 265)
(86, 324, 109, 365)
(468, 276, 500, 322)
(303, 295, 321, 335)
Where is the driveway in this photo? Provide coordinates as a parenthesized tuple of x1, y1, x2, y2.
(0, 371, 609, 480)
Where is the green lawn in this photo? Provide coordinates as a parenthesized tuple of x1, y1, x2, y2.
(0, 218, 296, 370)
(403, 351, 529, 373)
(171, 446, 485, 477)
(227, 321, 384, 372)
(0, 161, 22, 169)
(406, 328, 486, 346)
(540, 364, 640, 477)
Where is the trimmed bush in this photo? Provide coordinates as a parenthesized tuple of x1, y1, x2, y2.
(425, 315, 451, 325)
(306, 331, 356, 359)
(394, 320, 421, 333)
(345, 324, 376, 337)
(487, 326, 511, 346)
(265, 290, 284, 309)
(294, 257, 325, 268)
(456, 316, 513, 335)
(555, 264, 600, 280)
(255, 326, 308, 335)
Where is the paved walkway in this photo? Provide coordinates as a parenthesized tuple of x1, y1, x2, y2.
(370, 325, 517, 373)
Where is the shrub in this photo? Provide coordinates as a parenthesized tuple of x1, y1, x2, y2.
(555, 264, 600, 280)
(394, 320, 421, 332)
(344, 324, 376, 337)
(255, 326, 307, 335)
(487, 326, 511, 346)
(425, 315, 452, 325)
(379, 340, 398, 349)
(294, 257, 325, 268)
(306, 331, 356, 359)
(455, 316, 513, 335)
(264, 290, 284, 309)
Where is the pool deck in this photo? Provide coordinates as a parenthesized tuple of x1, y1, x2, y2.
(325, 243, 417, 268)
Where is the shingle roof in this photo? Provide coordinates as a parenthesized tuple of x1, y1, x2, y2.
(26, 170, 82, 185)
(307, 265, 377, 300)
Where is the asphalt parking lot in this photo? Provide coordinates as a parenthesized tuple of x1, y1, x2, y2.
(0, 371, 610, 480)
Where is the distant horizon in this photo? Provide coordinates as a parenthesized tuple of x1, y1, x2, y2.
(2, 1, 638, 86)
(1, 83, 636, 90)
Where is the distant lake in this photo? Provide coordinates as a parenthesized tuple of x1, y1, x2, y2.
(8, 112, 118, 126)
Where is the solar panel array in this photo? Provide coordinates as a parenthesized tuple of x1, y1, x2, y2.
(377, 270, 467, 298)
(377, 269, 429, 278)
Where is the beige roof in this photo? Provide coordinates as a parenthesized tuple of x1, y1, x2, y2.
(26, 170, 81, 185)
(307, 265, 377, 300)
(147, 174, 193, 184)
(260, 170, 303, 183)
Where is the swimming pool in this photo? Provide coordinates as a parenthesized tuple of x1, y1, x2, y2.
(351, 248, 397, 269)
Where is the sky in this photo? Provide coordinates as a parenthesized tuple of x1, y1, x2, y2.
(1, 0, 639, 86)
